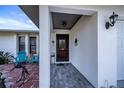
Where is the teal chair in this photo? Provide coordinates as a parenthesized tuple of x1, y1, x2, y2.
(16, 51, 27, 65)
(31, 54, 39, 63)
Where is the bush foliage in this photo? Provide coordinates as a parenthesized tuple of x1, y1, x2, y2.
(0, 51, 14, 65)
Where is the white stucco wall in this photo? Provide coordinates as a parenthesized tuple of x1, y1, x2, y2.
(0, 32, 39, 58)
(39, 5, 124, 88)
(70, 14, 98, 87)
(0, 32, 17, 57)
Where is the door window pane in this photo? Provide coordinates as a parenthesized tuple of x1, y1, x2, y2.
(59, 39, 66, 49)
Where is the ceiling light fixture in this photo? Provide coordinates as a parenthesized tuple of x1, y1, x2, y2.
(62, 21, 67, 27)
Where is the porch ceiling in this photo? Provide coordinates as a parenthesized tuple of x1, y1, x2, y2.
(19, 5, 39, 28)
(51, 12, 82, 30)
(19, 6, 95, 30)
(19, 5, 82, 30)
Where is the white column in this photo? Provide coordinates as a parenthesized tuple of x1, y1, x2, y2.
(15, 33, 18, 57)
(39, 6, 50, 88)
(36, 35, 39, 55)
(25, 34, 29, 55)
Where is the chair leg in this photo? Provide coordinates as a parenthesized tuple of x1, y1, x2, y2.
(16, 65, 29, 83)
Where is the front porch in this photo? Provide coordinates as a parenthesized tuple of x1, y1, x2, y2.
(50, 63, 94, 88)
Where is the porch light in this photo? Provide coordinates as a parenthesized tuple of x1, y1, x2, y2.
(62, 21, 67, 27)
(105, 12, 118, 29)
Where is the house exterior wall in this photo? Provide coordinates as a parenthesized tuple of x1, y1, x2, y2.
(0, 32, 39, 58)
(17, 33, 39, 55)
(97, 8, 118, 88)
(39, 5, 124, 88)
(70, 14, 97, 87)
(0, 32, 17, 57)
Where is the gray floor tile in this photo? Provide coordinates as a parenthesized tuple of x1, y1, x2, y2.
(50, 63, 94, 88)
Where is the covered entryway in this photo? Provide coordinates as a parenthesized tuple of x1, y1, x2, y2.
(20, 5, 98, 88)
(50, 12, 82, 64)
(50, 6, 98, 88)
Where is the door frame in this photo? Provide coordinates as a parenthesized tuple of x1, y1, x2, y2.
(117, 20, 124, 80)
(55, 34, 70, 64)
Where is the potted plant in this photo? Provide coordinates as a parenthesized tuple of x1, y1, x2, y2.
(0, 72, 6, 88)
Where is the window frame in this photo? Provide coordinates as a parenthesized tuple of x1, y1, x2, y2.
(29, 36, 37, 54)
(18, 36, 25, 52)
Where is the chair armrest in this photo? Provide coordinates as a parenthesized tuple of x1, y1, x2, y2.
(16, 57, 19, 61)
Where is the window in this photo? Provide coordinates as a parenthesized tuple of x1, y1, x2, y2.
(29, 37, 36, 54)
(18, 36, 25, 51)
(59, 39, 66, 49)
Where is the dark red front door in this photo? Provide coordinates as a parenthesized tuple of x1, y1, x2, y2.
(56, 34, 69, 62)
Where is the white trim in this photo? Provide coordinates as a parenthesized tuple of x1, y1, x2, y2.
(36, 35, 39, 55)
(25, 34, 29, 55)
(49, 6, 95, 15)
(29, 35, 38, 55)
(15, 33, 18, 56)
(17, 35, 25, 52)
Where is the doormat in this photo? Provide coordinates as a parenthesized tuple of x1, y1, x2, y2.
(56, 63, 65, 66)
(56, 63, 69, 66)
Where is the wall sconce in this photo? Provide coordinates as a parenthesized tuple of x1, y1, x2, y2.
(105, 12, 118, 29)
(52, 41, 54, 44)
(52, 40, 55, 47)
(74, 38, 78, 46)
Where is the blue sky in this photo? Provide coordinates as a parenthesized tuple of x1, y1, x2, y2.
(0, 5, 38, 30)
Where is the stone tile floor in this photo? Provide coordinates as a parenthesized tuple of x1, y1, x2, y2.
(0, 63, 39, 88)
(50, 63, 94, 88)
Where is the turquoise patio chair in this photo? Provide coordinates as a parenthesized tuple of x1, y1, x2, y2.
(31, 54, 39, 63)
(16, 51, 27, 65)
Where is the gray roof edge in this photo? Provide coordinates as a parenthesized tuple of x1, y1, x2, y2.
(0, 29, 39, 33)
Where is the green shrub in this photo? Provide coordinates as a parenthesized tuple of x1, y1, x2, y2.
(0, 51, 14, 65)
